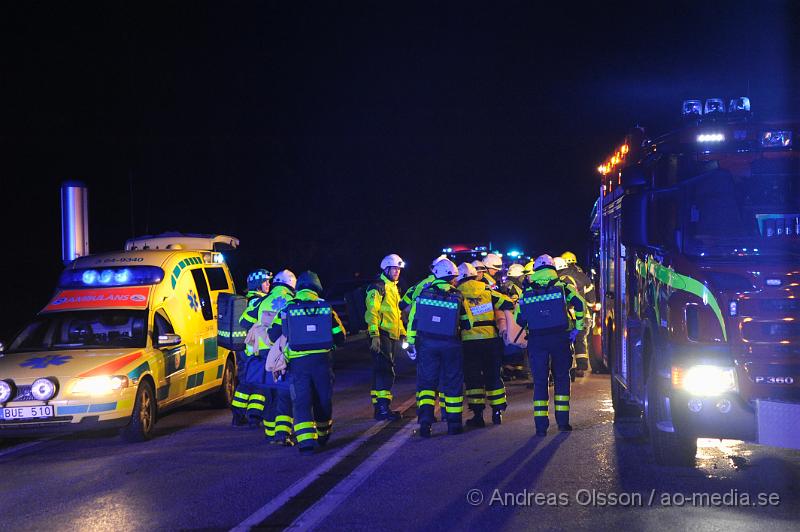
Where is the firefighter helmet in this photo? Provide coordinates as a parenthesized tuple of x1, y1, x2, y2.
(483, 253, 503, 270)
(381, 254, 406, 270)
(274, 269, 297, 289)
(507, 263, 525, 278)
(553, 257, 568, 271)
(432, 259, 459, 279)
(471, 260, 487, 272)
(561, 251, 577, 264)
(457, 262, 478, 281)
(429, 254, 448, 270)
(533, 254, 555, 271)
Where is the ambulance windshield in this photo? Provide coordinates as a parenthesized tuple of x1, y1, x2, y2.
(8, 310, 148, 352)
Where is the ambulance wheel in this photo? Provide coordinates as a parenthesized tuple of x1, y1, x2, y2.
(645, 367, 696, 466)
(210, 357, 235, 408)
(121, 380, 156, 442)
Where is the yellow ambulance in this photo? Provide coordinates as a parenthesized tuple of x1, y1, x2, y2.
(0, 233, 239, 441)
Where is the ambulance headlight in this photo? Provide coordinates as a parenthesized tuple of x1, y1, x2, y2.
(71, 375, 129, 396)
(672, 365, 737, 396)
(31, 378, 57, 401)
(0, 380, 13, 403)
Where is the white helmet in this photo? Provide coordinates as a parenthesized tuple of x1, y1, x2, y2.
(432, 258, 458, 279)
(507, 263, 525, 278)
(274, 269, 297, 288)
(471, 260, 487, 272)
(484, 253, 502, 270)
(380, 254, 405, 270)
(553, 257, 568, 271)
(429, 254, 448, 270)
(533, 254, 555, 271)
(457, 262, 478, 281)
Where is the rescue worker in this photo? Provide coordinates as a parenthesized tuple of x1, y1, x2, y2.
(456, 262, 514, 427)
(498, 263, 529, 381)
(365, 254, 406, 421)
(554, 256, 585, 380)
(471, 260, 487, 283)
(231, 268, 272, 427)
(482, 253, 503, 289)
(406, 259, 472, 437)
(516, 255, 585, 436)
(255, 269, 297, 444)
(268, 271, 346, 454)
(398, 255, 447, 314)
(561, 251, 597, 375)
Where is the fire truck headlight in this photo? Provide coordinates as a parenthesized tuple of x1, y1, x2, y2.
(673, 365, 737, 396)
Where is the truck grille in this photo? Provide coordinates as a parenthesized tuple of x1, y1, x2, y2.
(11, 385, 36, 402)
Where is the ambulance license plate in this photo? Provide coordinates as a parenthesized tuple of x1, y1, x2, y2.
(1, 405, 55, 420)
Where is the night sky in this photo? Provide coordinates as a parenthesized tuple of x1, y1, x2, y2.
(1, 1, 798, 339)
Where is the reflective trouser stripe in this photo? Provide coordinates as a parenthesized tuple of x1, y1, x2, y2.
(487, 388, 507, 407)
(247, 394, 266, 412)
(370, 391, 377, 404)
(555, 405, 570, 411)
(554, 394, 569, 412)
(554, 395, 569, 401)
(295, 421, 317, 443)
(466, 388, 485, 405)
(276, 415, 294, 434)
(444, 396, 464, 414)
(533, 411, 549, 417)
(534, 399, 548, 416)
(232, 391, 249, 409)
(417, 390, 436, 408)
(372, 390, 393, 403)
(534, 400, 548, 406)
(263, 421, 276, 437)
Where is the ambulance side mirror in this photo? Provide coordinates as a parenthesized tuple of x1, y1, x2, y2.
(157, 334, 182, 347)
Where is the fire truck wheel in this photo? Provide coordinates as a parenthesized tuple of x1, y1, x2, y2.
(121, 379, 157, 443)
(645, 368, 696, 466)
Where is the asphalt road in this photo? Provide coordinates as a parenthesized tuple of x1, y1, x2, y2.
(1, 337, 799, 531)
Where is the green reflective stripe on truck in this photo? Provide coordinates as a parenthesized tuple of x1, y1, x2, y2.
(171, 256, 204, 288)
(635, 256, 727, 342)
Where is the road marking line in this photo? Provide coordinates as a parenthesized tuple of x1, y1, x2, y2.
(289, 421, 416, 530)
(231, 395, 417, 532)
(0, 438, 52, 458)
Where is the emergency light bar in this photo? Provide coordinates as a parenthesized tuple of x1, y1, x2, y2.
(697, 133, 725, 143)
(59, 266, 164, 288)
(761, 130, 793, 148)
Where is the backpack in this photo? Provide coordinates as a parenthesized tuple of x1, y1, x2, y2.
(217, 292, 249, 350)
(519, 279, 569, 334)
(344, 280, 384, 333)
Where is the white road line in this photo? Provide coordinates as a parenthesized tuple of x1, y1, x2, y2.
(0, 438, 52, 458)
(289, 421, 416, 531)
(231, 395, 418, 532)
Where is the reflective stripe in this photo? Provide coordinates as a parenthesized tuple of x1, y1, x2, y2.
(467, 398, 485, 405)
(417, 390, 436, 399)
(554, 395, 570, 401)
(250, 394, 266, 402)
(275, 425, 292, 434)
(489, 397, 507, 406)
(231, 400, 248, 408)
(247, 403, 264, 411)
(295, 421, 316, 431)
(234, 391, 249, 399)
(374, 390, 393, 399)
(533, 400, 549, 406)
(276, 415, 293, 423)
(486, 388, 505, 397)
(445, 405, 464, 413)
(296, 432, 317, 442)
(533, 411, 549, 417)
(555, 405, 570, 411)
(418, 399, 436, 407)
(465, 388, 485, 396)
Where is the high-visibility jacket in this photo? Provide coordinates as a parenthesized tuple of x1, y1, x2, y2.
(563, 264, 596, 305)
(248, 283, 296, 351)
(399, 274, 435, 312)
(240, 290, 267, 355)
(457, 279, 514, 341)
(268, 289, 346, 359)
(516, 268, 585, 332)
(365, 273, 406, 340)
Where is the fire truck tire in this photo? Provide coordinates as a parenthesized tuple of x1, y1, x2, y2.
(646, 369, 696, 466)
(121, 380, 157, 443)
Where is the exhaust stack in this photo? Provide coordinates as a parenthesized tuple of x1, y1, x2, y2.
(61, 181, 89, 264)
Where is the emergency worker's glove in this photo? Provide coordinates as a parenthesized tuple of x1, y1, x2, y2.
(370, 335, 382, 353)
(406, 345, 417, 361)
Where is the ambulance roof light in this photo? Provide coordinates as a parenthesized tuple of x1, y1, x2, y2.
(60, 266, 164, 288)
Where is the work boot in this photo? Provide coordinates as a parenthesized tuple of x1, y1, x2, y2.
(419, 423, 432, 438)
(536, 429, 548, 437)
(447, 423, 463, 436)
(317, 434, 329, 447)
(558, 424, 573, 432)
(231, 414, 248, 427)
(492, 409, 503, 425)
(575, 369, 585, 378)
(374, 403, 401, 421)
(465, 411, 485, 428)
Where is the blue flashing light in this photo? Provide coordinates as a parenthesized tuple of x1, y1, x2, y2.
(59, 266, 165, 288)
(507, 250, 521, 258)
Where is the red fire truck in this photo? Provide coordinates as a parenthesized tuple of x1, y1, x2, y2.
(598, 97, 800, 465)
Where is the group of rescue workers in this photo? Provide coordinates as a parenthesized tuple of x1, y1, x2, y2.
(228, 251, 596, 453)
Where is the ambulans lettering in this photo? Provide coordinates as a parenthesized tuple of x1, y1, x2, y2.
(43, 287, 150, 311)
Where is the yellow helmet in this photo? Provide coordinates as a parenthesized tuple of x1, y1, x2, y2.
(561, 251, 577, 265)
